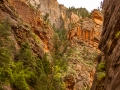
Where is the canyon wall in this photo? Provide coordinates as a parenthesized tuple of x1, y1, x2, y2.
(25, 0, 103, 48)
(68, 9, 103, 48)
(0, 0, 53, 57)
(28, 0, 66, 28)
(0, 0, 104, 89)
(91, 0, 120, 90)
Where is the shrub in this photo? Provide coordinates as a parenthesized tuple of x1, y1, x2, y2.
(97, 72, 106, 81)
(34, 72, 50, 90)
(35, 58, 44, 75)
(13, 75, 29, 90)
(41, 53, 51, 76)
(10, 62, 35, 90)
(97, 62, 106, 81)
(43, 13, 49, 21)
(97, 62, 105, 72)
(15, 42, 35, 68)
(0, 19, 72, 90)
(0, 19, 11, 47)
(0, 19, 15, 55)
(115, 31, 120, 38)
(49, 27, 73, 90)
(67, 7, 90, 18)
(0, 47, 11, 68)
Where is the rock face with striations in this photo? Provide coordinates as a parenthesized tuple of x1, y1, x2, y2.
(91, 0, 120, 90)
(68, 9, 103, 48)
(28, 0, 65, 28)
(0, 0, 53, 57)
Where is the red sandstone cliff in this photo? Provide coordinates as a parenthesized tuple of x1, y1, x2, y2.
(68, 10, 103, 48)
(0, 0, 104, 90)
(0, 0, 53, 57)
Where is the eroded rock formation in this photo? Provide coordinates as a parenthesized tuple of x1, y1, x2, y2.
(0, 0, 104, 90)
(66, 44, 98, 90)
(68, 10, 103, 48)
(0, 0, 53, 57)
(28, 0, 65, 28)
(91, 0, 120, 90)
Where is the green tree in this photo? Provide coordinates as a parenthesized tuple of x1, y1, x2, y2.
(15, 42, 36, 68)
(0, 19, 11, 47)
(67, 7, 90, 18)
(0, 47, 11, 68)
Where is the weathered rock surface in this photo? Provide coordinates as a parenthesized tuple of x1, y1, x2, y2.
(70, 12, 80, 23)
(0, 0, 53, 57)
(68, 10, 103, 48)
(91, 0, 120, 90)
(65, 43, 99, 90)
(28, 0, 65, 28)
(0, 0, 103, 90)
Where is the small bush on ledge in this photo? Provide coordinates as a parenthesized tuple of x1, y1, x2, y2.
(97, 72, 106, 81)
(97, 62, 105, 72)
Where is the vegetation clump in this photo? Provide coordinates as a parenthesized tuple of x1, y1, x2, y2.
(66, 7, 90, 18)
(0, 19, 71, 90)
(97, 62, 105, 72)
(97, 62, 106, 81)
(97, 72, 106, 81)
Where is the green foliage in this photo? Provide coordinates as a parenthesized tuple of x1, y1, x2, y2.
(36, 4, 40, 10)
(97, 62, 105, 72)
(0, 19, 71, 90)
(115, 31, 120, 38)
(34, 58, 52, 89)
(0, 19, 15, 56)
(0, 60, 36, 90)
(0, 19, 11, 47)
(34, 73, 50, 90)
(0, 68, 10, 83)
(52, 29, 70, 65)
(97, 62, 106, 81)
(14, 42, 53, 90)
(0, 42, 38, 90)
(82, 46, 89, 59)
(97, 72, 106, 81)
(0, 47, 11, 68)
(0, 19, 13, 85)
(0, 19, 42, 87)
(43, 13, 49, 21)
(49, 27, 72, 90)
(41, 53, 51, 76)
(73, 45, 98, 66)
(10, 62, 33, 90)
(13, 76, 29, 90)
(28, 2, 35, 10)
(67, 7, 90, 18)
(43, 13, 51, 25)
(15, 42, 35, 68)
(54, 27, 67, 41)
(31, 32, 42, 46)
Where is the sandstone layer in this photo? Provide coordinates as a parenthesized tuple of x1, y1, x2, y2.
(0, 0, 53, 57)
(68, 10, 103, 48)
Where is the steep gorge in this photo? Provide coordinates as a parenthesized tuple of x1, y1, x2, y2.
(0, 0, 53, 55)
(0, 0, 105, 90)
(91, 0, 120, 90)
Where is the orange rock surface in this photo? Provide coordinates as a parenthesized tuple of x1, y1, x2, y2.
(68, 10, 103, 48)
